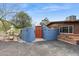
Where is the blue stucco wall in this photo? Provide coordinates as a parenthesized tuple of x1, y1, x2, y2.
(42, 26, 59, 41)
(20, 27, 35, 42)
(20, 25, 59, 42)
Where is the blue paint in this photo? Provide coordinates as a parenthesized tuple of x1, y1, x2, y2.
(20, 27, 35, 42)
(20, 25, 59, 42)
(42, 26, 59, 41)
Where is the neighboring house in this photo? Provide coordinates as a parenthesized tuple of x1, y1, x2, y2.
(46, 15, 79, 45)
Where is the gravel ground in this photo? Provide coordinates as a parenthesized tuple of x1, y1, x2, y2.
(0, 40, 79, 56)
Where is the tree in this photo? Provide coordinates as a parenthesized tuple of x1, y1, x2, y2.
(0, 4, 32, 40)
(11, 11, 32, 29)
(40, 17, 50, 26)
(0, 19, 11, 32)
(0, 8, 12, 33)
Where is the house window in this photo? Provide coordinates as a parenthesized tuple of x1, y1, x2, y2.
(59, 25, 74, 33)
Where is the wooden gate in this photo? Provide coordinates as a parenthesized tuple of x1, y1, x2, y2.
(35, 26, 42, 38)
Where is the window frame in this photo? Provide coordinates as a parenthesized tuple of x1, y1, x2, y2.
(59, 25, 74, 34)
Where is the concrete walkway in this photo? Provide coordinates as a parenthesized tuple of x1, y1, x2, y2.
(0, 40, 79, 56)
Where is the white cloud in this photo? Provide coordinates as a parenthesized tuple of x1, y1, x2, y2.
(4, 3, 29, 12)
(32, 4, 72, 13)
(42, 5, 71, 11)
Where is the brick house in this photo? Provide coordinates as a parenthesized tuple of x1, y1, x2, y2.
(47, 15, 79, 45)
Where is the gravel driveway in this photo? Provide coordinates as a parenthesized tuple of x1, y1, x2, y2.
(0, 40, 79, 56)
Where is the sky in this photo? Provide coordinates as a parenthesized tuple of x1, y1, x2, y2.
(0, 3, 79, 25)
